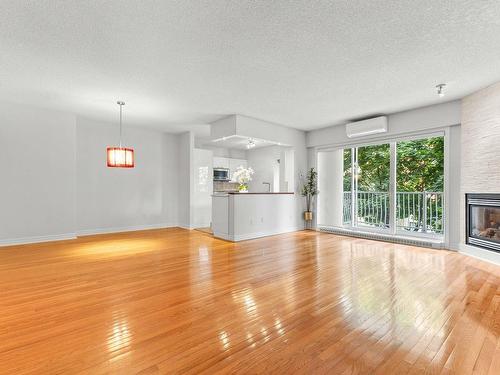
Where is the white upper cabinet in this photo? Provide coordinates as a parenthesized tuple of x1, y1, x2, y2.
(213, 156, 230, 169)
(193, 148, 213, 228)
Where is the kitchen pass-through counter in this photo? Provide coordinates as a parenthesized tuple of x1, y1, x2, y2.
(212, 192, 298, 241)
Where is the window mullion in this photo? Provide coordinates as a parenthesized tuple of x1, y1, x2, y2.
(351, 147, 357, 228)
(389, 142, 397, 234)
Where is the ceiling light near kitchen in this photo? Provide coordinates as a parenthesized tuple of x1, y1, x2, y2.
(246, 139, 256, 149)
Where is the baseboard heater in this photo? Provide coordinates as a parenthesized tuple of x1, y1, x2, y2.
(318, 226, 445, 249)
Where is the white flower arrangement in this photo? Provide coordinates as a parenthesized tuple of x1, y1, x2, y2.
(232, 166, 254, 184)
(232, 166, 254, 192)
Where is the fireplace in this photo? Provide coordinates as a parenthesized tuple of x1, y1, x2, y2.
(466, 194, 500, 252)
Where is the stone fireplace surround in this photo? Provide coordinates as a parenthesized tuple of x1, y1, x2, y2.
(460, 81, 500, 264)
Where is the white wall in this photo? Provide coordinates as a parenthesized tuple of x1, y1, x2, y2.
(210, 115, 237, 139)
(0, 102, 221, 243)
(0, 102, 76, 244)
(246, 146, 281, 192)
(210, 146, 245, 159)
(282, 148, 295, 193)
(162, 134, 180, 226)
(307, 100, 461, 148)
(177, 132, 194, 228)
(193, 139, 246, 159)
(447, 125, 461, 250)
(76, 117, 179, 234)
(246, 145, 295, 193)
(0, 102, 184, 245)
(317, 150, 344, 227)
(307, 100, 462, 249)
(460, 82, 500, 264)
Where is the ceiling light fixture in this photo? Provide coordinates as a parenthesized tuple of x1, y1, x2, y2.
(107, 101, 135, 168)
(436, 83, 446, 98)
(246, 139, 256, 149)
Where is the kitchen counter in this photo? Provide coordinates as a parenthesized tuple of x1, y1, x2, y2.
(212, 192, 298, 241)
(213, 192, 294, 196)
(228, 192, 294, 195)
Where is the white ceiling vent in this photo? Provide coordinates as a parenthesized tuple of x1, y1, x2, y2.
(346, 116, 388, 138)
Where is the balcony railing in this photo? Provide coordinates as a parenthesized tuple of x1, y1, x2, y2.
(343, 191, 444, 235)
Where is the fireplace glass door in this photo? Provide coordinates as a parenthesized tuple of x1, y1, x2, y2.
(466, 194, 500, 252)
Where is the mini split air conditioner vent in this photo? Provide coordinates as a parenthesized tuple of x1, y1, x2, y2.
(318, 226, 444, 249)
(346, 116, 387, 138)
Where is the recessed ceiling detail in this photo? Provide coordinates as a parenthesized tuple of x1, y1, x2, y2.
(210, 135, 286, 150)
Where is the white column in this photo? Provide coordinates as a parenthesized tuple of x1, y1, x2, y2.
(317, 150, 344, 227)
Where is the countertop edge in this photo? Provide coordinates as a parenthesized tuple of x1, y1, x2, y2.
(213, 192, 295, 196)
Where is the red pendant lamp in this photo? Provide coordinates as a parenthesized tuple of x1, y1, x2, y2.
(107, 101, 135, 168)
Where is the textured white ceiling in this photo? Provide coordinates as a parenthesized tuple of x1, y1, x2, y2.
(1, 1, 500, 133)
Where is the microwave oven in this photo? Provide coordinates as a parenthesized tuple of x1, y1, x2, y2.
(213, 168, 230, 181)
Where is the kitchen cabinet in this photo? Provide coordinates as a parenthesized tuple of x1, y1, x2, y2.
(193, 148, 213, 228)
(212, 157, 247, 181)
(212, 192, 296, 241)
(213, 157, 230, 169)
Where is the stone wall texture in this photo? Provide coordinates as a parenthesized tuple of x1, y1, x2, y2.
(461, 82, 500, 242)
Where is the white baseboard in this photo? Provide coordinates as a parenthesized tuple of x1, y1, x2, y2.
(0, 224, 180, 247)
(459, 243, 500, 265)
(0, 233, 76, 247)
(77, 223, 178, 236)
(193, 223, 211, 229)
(213, 227, 301, 242)
(178, 223, 214, 230)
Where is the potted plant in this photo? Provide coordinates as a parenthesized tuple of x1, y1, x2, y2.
(232, 166, 255, 192)
(301, 168, 318, 222)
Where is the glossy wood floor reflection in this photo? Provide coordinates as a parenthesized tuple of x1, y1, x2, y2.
(1, 229, 499, 374)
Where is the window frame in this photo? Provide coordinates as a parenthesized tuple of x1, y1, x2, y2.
(316, 130, 447, 241)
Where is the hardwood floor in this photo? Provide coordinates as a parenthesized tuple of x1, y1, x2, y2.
(1, 228, 499, 374)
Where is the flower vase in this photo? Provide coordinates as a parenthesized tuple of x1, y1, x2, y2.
(238, 183, 248, 192)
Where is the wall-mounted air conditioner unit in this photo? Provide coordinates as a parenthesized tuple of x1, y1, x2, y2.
(346, 116, 387, 138)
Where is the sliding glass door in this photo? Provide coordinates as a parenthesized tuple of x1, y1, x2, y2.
(342, 143, 391, 232)
(342, 148, 352, 226)
(336, 134, 444, 238)
(355, 143, 391, 229)
(396, 136, 444, 236)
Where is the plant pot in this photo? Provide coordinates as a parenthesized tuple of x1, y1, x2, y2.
(238, 183, 248, 192)
(304, 211, 313, 221)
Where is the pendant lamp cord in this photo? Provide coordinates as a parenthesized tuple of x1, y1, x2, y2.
(117, 101, 125, 148)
